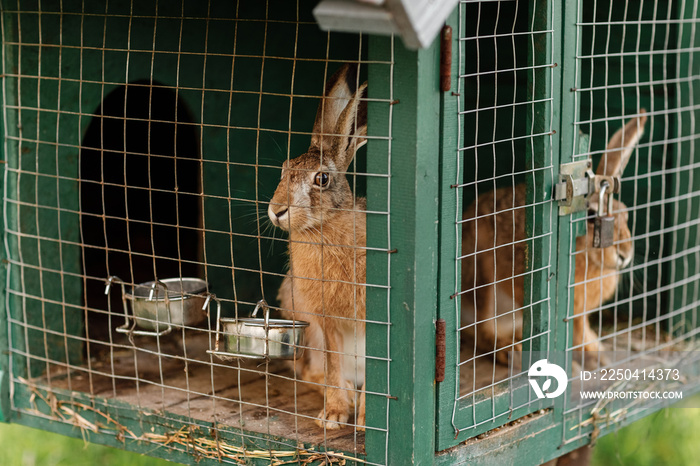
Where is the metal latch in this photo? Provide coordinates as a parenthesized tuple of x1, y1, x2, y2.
(554, 160, 620, 215)
(592, 181, 615, 248)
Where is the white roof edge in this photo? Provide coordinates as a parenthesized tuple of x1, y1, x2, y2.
(314, 0, 458, 50)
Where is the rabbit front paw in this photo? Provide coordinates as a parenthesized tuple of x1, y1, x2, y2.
(315, 407, 350, 430)
(356, 412, 365, 432)
(315, 389, 351, 429)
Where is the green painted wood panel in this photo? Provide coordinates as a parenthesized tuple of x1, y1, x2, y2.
(0, 8, 9, 423)
(556, 0, 583, 359)
(434, 9, 463, 450)
(524, 0, 561, 355)
(0, 370, 8, 423)
(435, 410, 581, 466)
(555, 0, 589, 447)
(367, 32, 442, 465)
(365, 36, 392, 464)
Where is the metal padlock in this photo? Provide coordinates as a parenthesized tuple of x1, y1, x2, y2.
(593, 182, 615, 248)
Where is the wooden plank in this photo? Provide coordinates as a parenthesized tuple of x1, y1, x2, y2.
(365, 34, 393, 464)
(524, 0, 560, 354)
(0, 5, 11, 423)
(12, 381, 366, 465)
(44, 332, 365, 454)
(434, 7, 464, 451)
(365, 25, 444, 465)
(435, 409, 571, 466)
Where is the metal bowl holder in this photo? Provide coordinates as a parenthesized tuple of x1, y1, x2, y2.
(105, 276, 213, 337)
(105, 277, 282, 359)
(206, 299, 272, 361)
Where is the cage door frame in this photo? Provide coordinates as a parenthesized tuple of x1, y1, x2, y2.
(435, 0, 567, 452)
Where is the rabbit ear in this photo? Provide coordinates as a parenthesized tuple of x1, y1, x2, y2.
(310, 63, 361, 154)
(332, 83, 368, 172)
(596, 110, 648, 176)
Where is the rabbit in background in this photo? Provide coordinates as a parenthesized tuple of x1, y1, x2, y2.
(461, 111, 647, 366)
(268, 64, 367, 430)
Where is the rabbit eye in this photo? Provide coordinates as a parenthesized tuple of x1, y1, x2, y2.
(314, 172, 330, 187)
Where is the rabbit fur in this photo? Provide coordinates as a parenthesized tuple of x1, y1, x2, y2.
(268, 63, 367, 430)
(461, 112, 647, 365)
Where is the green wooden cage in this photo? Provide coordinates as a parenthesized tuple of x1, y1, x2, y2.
(0, 0, 699, 465)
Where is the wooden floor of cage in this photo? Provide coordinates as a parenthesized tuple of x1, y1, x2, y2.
(459, 321, 682, 398)
(45, 332, 365, 454)
(38, 318, 684, 450)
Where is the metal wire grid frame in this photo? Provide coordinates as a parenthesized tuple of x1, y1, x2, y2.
(440, 0, 700, 454)
(562, 0, 700, 444)
(0, 1, 408, 463)
(436, 0, 560, 447)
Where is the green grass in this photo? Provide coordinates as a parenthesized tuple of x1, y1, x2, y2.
(0, 422, 171, 466)
(592, 397, 700, 466)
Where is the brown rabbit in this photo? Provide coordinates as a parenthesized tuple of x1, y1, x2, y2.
(461, 112, 647, 364)
(268, 64, 367, 430)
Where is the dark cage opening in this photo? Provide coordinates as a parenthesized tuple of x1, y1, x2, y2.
(80, 82, 202, 348)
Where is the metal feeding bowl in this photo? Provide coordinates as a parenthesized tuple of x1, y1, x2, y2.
(208, 300, 309, 361)
(106, 276, 209, 337)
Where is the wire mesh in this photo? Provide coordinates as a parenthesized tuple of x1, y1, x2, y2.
(452, 0, 557, 434)
(565, 0, 700, 444)
(1, 1, 394, 463)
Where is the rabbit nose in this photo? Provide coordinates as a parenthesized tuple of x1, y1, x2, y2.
(268, 204, 288, 225)
(617, 252, 632, 269)
(273, 207, 289, 218)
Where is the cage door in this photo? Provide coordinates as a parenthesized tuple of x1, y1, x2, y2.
(435, 0, 564, 450)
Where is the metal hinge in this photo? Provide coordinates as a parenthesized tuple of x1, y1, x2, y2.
(439, 25, 452, 92)
(553, 160, 620, 215)
(435, 319, 446, 382)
